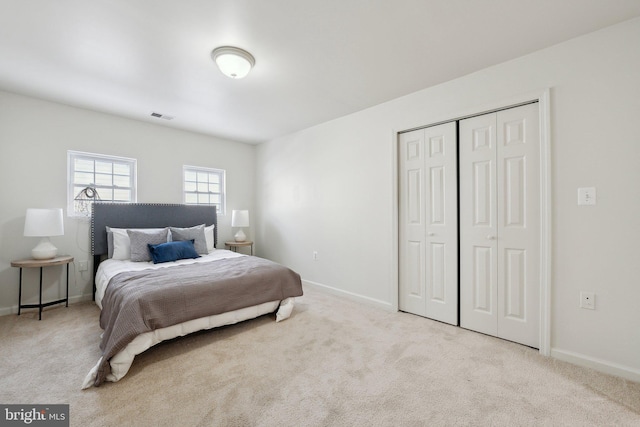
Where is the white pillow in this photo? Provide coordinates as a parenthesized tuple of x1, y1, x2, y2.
(276, 298, 295, 322)
(111, 230, 130, 260)
(205, 224, 215, 252)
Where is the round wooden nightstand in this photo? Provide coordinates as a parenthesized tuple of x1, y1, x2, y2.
(10, 255, 73, 320)
(224, 241, 254, 255)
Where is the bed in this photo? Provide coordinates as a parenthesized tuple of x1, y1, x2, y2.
(82, 203, 303, 388)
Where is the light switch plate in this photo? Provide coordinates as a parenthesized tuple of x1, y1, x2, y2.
(577, 187, 596, 205)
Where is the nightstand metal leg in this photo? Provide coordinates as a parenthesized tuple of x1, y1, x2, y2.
(39, 267, 43, 321)
(18, 268, 22, 315)
(65, 264, 69, 307)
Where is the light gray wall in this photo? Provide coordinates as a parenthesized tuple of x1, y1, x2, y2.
(0, 91, 255, 312)
(255, 18, 640, 380)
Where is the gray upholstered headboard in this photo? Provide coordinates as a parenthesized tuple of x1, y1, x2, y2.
(91, 202, 218, 255)
(90, 203, 218, 298)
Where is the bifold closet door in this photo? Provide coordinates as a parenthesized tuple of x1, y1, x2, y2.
(399, 122, 458, 325)
(459, 103, 540, 348)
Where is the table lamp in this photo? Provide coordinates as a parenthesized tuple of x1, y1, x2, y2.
(24, 208, 64, 259)
(231, 210, 249, 242)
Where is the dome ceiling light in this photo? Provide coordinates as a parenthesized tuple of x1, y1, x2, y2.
(211, 46, 255, 79)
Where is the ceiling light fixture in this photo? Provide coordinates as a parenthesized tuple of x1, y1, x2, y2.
(211, 46, 255, 79)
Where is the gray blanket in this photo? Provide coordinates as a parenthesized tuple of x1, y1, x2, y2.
(95, 256, 303, 386)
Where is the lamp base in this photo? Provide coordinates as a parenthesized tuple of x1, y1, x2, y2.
(31, 237, 58, 260)
(234, 229, 246, 242)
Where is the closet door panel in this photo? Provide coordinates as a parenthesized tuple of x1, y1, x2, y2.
(496, 103, 540, 348)
(460, 114, 498, 336)
(424, 122, 458, 325)
(399, 130, 427, 316)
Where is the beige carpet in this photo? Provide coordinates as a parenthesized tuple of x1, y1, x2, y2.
(0, 285, 639, 427)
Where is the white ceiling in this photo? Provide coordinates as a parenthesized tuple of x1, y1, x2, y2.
(1, 0, 640, 144)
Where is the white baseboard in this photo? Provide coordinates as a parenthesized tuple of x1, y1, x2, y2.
(551, 348, 640, 383)
(302, 279, 394, 312)
(0, 293, 94, 317)
(70, 293, 94, 304)
(0, 306, 15, 317)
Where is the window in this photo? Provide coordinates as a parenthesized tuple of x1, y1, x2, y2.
(67, 151, 137, 217)
(183, 165, 226, 214)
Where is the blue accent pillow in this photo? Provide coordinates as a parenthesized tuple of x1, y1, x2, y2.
(148, 240, 201, 264)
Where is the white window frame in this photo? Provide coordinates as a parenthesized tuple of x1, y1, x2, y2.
(67, 150, 137, 217)
(183, 165, 226, 215)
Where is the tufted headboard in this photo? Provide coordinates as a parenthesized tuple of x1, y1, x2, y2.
(90, 202, 218, 298)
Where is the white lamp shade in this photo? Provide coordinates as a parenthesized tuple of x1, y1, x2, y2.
(24, 208, 64, 259)
(211, 46, 255, 79)
(231, 210, 250, 228)
(24, 208, 64, 237)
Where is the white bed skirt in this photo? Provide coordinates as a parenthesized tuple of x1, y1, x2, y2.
(82, 297, 295, 389)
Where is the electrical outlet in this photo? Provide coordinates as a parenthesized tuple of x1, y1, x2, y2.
(580, 292, 595, 310)
(78, 260, 88, 272)
(577, 187, 596, 205)
(313, 251, 319, 260)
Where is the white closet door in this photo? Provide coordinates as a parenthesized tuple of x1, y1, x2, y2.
(459, 113, 499, 336)
(496, 104, 540, 348)
(399, 122, 458, 325)
(460, 103, 540, 348)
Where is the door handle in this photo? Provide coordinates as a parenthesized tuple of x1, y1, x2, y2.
(487, 235, 496, 240)
(427, 232, 435, 236)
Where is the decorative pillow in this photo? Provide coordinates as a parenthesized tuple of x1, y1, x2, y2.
(148, 240, 200, 264)
(170, 224, 207, 254)
(106, 227, 168, 260)
(205, 224, 215, 252)
(127, 228, 169, 262)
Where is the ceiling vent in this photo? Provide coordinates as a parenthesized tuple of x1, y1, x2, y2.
(150, 112, 174, 120)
